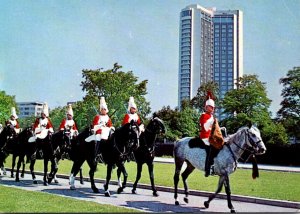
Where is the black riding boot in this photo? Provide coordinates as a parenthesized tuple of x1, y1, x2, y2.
(205, 146, 212, 177)
(94, 140, 104, 163)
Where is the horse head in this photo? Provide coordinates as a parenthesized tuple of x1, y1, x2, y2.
(3, 124, 17, 139)
(147, 116, 166, 135)
(128, 120, 140, 150)
(246, 125, 266, 155)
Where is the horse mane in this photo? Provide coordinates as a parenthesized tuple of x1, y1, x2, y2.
(225, 126, 248, 145)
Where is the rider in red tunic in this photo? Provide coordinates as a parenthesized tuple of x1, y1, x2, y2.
(85, 97, 113, 163)
(121, 97, 144, 161)
(59, 104, 79, 137)
(199, 92, 217, 177)
(6, 107, 21, 134)
(122, 97, 142, 126)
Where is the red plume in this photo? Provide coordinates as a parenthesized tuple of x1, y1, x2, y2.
(206, 91, 215, 100)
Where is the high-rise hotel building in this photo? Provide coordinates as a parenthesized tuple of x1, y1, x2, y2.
(178, 4, 243, 119)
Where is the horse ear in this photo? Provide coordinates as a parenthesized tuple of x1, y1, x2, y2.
(152, 112, 157, 119)
(245, 118, 252, 128)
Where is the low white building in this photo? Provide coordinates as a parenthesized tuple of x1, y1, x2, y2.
(17, 102, 45, 118)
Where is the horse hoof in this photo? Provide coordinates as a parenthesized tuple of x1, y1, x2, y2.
(132, 189, 137, 194)
(11, 174, 14, 178)
(15, 178, 20, 182)
(204, 201, 209, 208)
(21, 174, 24, 178)
(54, 179, 59, 184)
(80, 181, 84, 185)
(117, 187, 123, 194)
(184, 197, 189, 203)
(33, 180, 38, 184)
(92, 188, 99, 193)
(231, 209, 236, 213)
(153, 191, 159, 197)
(175, 201, 179, 206)
(105, 191, 110, 197)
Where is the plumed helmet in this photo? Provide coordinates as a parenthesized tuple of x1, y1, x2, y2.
(99, 97, 109, 112)
(128, 96, 137, 112)
(66, 104, 74, 117)
(11, 107, 18, 119)
(205, 91, 215, 108)
(41, 102, 49, 117)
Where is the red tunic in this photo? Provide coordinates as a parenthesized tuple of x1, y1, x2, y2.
(122, 113, 141, 126)
(92, 114, 112, 135)
(33, 117, 54, 131)
(59, 118, 78, 131)
(199, 112, 214, 139)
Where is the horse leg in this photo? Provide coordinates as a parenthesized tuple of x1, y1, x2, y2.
(204, 175, 225, 209)
(29, 159, 37, 184)
(10, 154, 16, 178)
(15, 155, 24, 182)
(147, 161, 159, 197)
(181, 162, 195, 203)
(87, 158, 99, 193)
(174, 158, 184, 205)
(224, 175, 235, 213)
(43, 158, 49, 186)
(79, 167, 84, 184)
(21, 158, 26, 178)
(104, 164, 113, 197)
(48, 157, 58, 184)
(132, 162, 143, 194)
(69, 159, 84, 190)
(116, 162, 128, 194)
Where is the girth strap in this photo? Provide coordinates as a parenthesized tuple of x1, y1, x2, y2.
(226, 144, 237, 170)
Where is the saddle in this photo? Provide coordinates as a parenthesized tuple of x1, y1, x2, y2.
(188, 137, 207, 149)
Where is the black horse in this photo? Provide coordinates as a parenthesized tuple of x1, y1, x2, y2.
(48, 129, 84, 184)
(29, 131, 58, 186)
(69, 120, 140, 196)
(0, 125, 17, 175)
(102, 120, 140, 196)
(13, 127, 34, 182)
(129, 116, 166, 196)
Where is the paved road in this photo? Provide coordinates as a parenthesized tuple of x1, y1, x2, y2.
(1, 173, 299, 213)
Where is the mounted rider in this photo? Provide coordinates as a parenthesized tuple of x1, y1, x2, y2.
(28, 103, 54, 158)
(85, 97, 113, 163)
(199, 92, 223, 177)
(122, 96, 144, 161)
(59, 104, 79, 138)
(58, 104, 79, 159)
(6, 107, 21, 134)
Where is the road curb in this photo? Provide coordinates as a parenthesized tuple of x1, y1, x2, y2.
(11, 169, 299, 210)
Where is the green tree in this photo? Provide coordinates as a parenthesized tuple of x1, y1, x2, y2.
(80, 63, 150, 127)
(190, 81, 219, 111)
(0, 91, 17, 124)
(155, 106, 181, 141)
(155, 102, 199, 141)
(221, 74, 287, 144)
(277, 66, 300, 141)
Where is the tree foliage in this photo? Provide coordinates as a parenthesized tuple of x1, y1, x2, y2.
(190, 81, 219, 111)
(0, 91, 17, 124)
(221, 74, 287, 144)
(277, 66, 300, 140)
(80, 63, 151, 127)
(155, 102, 199, 141)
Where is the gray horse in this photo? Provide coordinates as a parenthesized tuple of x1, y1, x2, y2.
(173, 125, 266, 213)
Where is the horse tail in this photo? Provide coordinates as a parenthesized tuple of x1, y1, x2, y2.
(250, 155, 259, 179)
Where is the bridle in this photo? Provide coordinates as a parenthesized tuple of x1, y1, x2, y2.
(226, 128, 262, 164)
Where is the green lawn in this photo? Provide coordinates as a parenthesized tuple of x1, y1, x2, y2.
(0, 185, 139, 213)
(3, 156, 300, 202)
